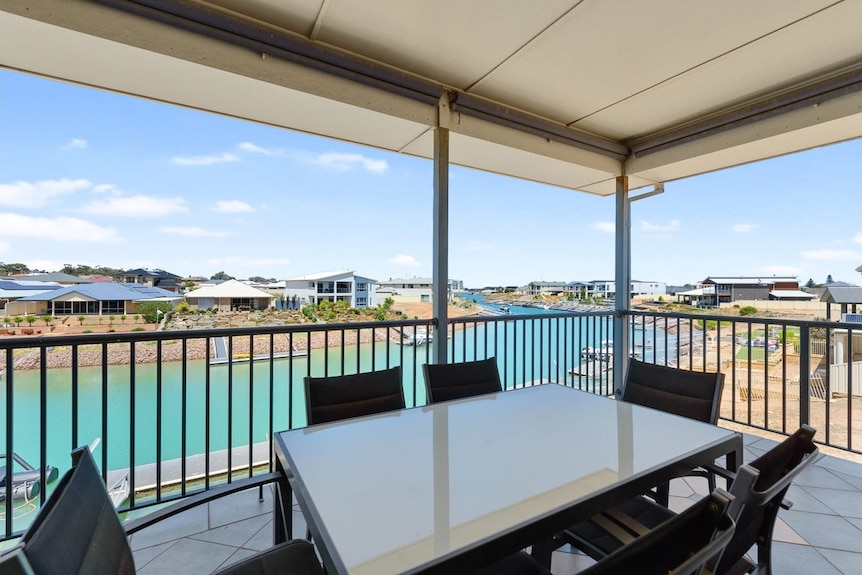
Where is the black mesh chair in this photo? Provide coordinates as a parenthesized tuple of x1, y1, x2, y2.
(0, 446, 324, 575)
(561, 425, 819, 575)
(422, 357, 502, 404)
(304, 366, 405, 425)
(622, 358, 725, 504)
(576, 489, 736, 575)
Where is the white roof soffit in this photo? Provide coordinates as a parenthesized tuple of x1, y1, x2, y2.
(1, 0, 860, 198)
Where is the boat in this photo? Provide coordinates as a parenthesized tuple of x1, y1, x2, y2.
(499, 304, 511, 314)
(0, 452, 59, 501)
(581, 340, 613, 361)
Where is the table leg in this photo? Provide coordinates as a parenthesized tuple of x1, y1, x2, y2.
(274, 456, 292, 543)
(530, 537, 555, 569)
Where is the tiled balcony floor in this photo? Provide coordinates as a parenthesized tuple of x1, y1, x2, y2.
(129, 430, 862, 574)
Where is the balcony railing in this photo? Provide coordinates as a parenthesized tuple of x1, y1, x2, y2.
(1, 309, 859, 540)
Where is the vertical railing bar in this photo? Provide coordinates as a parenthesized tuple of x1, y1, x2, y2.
(763, 322, 770, 430)
(71, 345, 79, 452)
(371, 324, 377, 372)
(781, 325, 788, 434)
(129, 342, 136, 508)
(202, 338, 208, 491)
(746, 322, 753, 425)
(156, 340, 163, 499)
(268, 333, 275, 472)
(846, 331, 853, 451)
(799, 325, 811, 429)
(339, 327, 345, 376)
(503, 316, 509, 390)
(248, 334, 254, 479)
(288, 332, 294, 430)
(730, 321, 737, 421)
(411, 326, 418, 406)
(181, 338, 188, 494)
(39, 344, 47, 506)
(4, 347, 13, 537)
(101, 342, 108, 482)
(356, 328, 361, 375)
(227, 336, 233, 488)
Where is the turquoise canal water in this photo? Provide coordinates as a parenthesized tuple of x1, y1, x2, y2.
(1, 299, 664, 479)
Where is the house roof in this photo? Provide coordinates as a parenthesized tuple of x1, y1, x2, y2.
(769, 290, 817, 299)
(0, 279, 63, 299)
(184, 279, 274, 300)
(17, 282, 180, 302)
(19, 272, 92, 284)
(379, 278, 433, 285)
(820, 286, 862, 304)
(703, 276, 799, 285)
(2, 1, 858, 196)
(287, 271, 356, 281)
(119, 268, 182, 279)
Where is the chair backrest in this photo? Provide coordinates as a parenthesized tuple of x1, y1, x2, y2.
(422, 357, 502, 404)
(15, 447, 136, 575)
(304, 366, 405, 425)
(622, 358, 724, 424)
(579, 489, 736, 575)
(717, 425, 819, 575)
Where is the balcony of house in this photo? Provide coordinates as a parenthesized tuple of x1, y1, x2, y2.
(1, 310, 860, 573)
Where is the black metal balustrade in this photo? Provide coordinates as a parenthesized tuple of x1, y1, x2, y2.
(0, 310, 859, 541)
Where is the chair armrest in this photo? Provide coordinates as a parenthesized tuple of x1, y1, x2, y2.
(124, 472, 283, 535)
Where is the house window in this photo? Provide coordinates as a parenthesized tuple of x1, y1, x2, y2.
(102, 300, 125, 314)
(357, 283, 367, 292)
(356, 297, 367, 306)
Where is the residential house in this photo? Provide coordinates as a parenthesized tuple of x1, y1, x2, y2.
(526, 281, 567, 297)
(11, 283, 180, 317)
(376, 277, 433, 303)
(284, 272, 376, 309)
(115, 268, 184, 292)
(700, 276, 815, 305)
(0, 279, 63, 316)
(184, 279, 275, 311)
(18, 272, 92, 286)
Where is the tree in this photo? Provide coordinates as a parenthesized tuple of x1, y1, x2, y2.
(25, 316, 36, 327)
(826, 274, 834, 284)
(77, 315, 86, 326)
(805, 278, 815, 288)
(210, 271, 235, 281)
(136, 301, 172, 324)
(0, 262, 30, 276)
(249, 276, 276, 283)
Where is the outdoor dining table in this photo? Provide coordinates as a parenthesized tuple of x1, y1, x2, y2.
(274, 382, 742, 575)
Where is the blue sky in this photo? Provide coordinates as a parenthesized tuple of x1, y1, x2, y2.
(1, 70, 860, 288)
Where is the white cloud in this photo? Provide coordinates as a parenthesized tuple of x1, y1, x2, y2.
(0, 178, 91, 208)
(160, 226, 234, 238)
(64, 138, 88, 149)
(80, 195, 188, 217)
(853, 232, 862, 244)
(732, 223, 757, 233)
(313, 152, 388, 174)
(238, 142, 274, 155)
(761, 264, 802, 275)
(639, 219, 680, 233)
(0, 212, 118, 242)
(593, 221, 615, 233)
(214, 200, 254, 213)
(800, 249, 860, 261)
(171, 153, 239, 166)
(387, 254, 420, 267)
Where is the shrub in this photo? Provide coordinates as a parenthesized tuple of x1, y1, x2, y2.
(13, 316, 23, 327)
(131, 326, 146, 332)
(42, 315, 53, 326)
(374, 309, 386, 321)
(136, 301, 173, 324)
(82, 329, 93, 334)
(108, 315, 116, 326)
(77, 315, 86, 326)
(174, 301, 191, 314)
(25, 316, 36, 326)
(738, 305, 758, 316)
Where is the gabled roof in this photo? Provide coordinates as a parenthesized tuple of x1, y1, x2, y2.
(185, 279, 274, 299)
(18, 282, 180, 302)
(821, 286, 862, 304)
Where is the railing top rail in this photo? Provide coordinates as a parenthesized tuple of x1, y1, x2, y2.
(626, 309, 858, 330)
(0, 317, 435, 350)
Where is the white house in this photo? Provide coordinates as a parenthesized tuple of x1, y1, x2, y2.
(283, 271, 376, 309)
(184, 279, 274, 311)
(376, 277, 434, 303)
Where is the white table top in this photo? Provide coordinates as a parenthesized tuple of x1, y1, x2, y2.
(276, 383, 741, 575)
